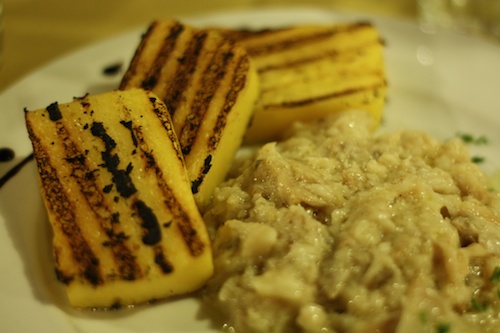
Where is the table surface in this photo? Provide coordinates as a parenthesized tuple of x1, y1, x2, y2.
(0, 0, 418, 93)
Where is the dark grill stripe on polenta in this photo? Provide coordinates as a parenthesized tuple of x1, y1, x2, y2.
(44, 102, 144, 282)
(90, 121, 138, 198)
(177, 38, 237, 156)
(257, 41, 382, 73)
(154, 245, 174, 273)
(185, 45, 251, 193)
(265, 83, 386, 110)
(142, 21, 185, 89)
(239, 22, 373, 56)
(85, 113, 165, 249)
(131, 117, 206, 257)
(119, 20, 259, 208)
(25, 122, 103, 286)
(149, 96, 185, 163)
(162, 30, 208, 116)
(25, 89, 215, 308)
(133, 199, 162, 246)
(118, 24, 155, 88)
(209, 55, 250, 150)
(59, 120, 141, 281)
(218, 22, 387, 119)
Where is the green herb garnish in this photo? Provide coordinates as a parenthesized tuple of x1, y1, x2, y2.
(476, 136, 489, 145)
(419, 310, 428, 324)
(490, 267, 500, 285)
(471, 297, 488, 312)
(436, 323, 451, 333)
(471, 156, 485, 164)
(457, 132, 489, 145)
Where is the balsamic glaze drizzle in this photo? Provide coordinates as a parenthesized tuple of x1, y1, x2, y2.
(102, 62, 123, 76)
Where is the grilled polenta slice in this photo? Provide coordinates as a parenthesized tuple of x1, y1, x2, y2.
(218, 22, 387, 144)
(25, 88, 213, 309)
(120, 20, 259, 209)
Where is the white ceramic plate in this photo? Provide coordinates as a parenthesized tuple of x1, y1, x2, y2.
(1, 7, 499, 333)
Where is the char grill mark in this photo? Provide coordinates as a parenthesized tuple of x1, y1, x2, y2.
(81, 99, 168, 271)
(241, 22, 385, 110)
(62, 120, 140, 281)
(164, 30, 208, 116)
(266, 83, 386, 110)
(209, 55, 250, 150)
(218, 27, 286, 41)
(187, 45, 251, 194)
(134, 199, 162, 246)
(119, 25, 154, 90)
(90, 121, 138, 199)
(143, 21, 186, 90)
(46, 102, 63, 121)
(81, 94, 196, 274)
(53, 99, 143, 282)
(119, 23, 158, 89)
(178, 38, 236, 156)
(191, 154, 212, 195)
(257, 39, 382, 73)
(154, 245, 173, 273)
(120, 120, 139, 148)
(131, 117, 206, 258)
(149, 97, 184, 163)
(243, 22, 372, 56)
(173, 206, 205, 257)
(26, 122, 103, 286)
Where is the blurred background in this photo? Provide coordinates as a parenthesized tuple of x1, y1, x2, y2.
(0, 0, 417, 92)
(1, 0, 498, 93)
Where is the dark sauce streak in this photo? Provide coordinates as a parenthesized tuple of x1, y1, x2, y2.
(102, 62, 123, 76)
(0, 153, 34, 189)
(0, 148, 15, 162)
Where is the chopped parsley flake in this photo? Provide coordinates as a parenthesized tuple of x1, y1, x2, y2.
(457, 132, 489, 145)
(471, 156, 485, 164)
(436, 323, 451, 333)
(490, 267, 500, 284)
(419, 310, 428, 324)
(471, 298, 488, 312)
(455, 133, 489, 164)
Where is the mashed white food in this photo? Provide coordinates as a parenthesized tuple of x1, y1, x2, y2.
(202, 110, 500, 333)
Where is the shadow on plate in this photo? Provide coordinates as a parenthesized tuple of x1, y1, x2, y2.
(0, 158, 65, 305)
(0, 156, 220, 330)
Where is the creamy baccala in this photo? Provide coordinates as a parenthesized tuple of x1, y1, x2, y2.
(202, 110, 500, 333)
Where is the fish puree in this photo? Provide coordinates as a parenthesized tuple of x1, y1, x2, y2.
(203, 110, 500, 333)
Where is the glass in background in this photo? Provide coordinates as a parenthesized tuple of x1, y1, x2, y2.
(0, 1, 3, 64)
(418, 0, 500, 40)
